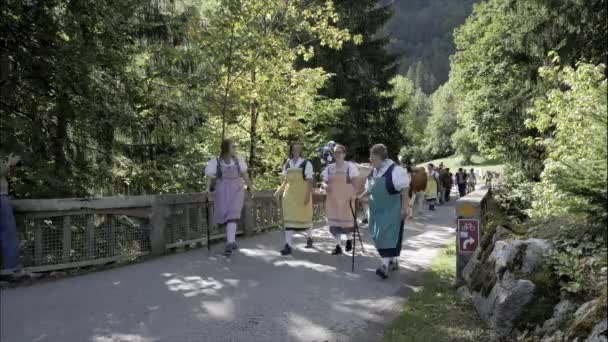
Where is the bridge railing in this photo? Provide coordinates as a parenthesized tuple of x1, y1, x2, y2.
(6, 191, 326, 273)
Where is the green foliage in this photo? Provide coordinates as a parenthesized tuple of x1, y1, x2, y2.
(1, 0, 354, 196)
(450, 0, 607, 181)
(527, 62, 607, 230)
(384, 246, 497, 342)
(423, 83, 458, 159)
(304, 0, 402, 161)
(451, 128, 477, 164)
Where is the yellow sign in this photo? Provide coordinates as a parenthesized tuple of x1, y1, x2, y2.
(458, 204, 478, 217)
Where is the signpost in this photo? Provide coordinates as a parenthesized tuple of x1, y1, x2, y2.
(455, 187, 490, 284)
(458, 219, 479, 253)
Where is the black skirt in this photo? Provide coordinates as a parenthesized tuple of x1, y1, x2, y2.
(377, 221, 404, 257)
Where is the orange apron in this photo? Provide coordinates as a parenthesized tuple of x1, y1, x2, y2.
(325, 164, 356, 228)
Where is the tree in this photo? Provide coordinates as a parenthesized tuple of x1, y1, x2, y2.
(527, 62, 607, 229)
(423, 83, 458, 158)
(451, 127, 477, 164)
(450, 0, 607, 180)
(304, 0, 402, 161)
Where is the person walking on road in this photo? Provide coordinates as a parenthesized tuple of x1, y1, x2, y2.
(275, 143, 314, 256)
(467, 168, 477, 193)
(320, 144, 360, 255)
(358, 144, 409, 280)
(439, 167, 453, 203)
(1, 154, 22, 273)
(456, 168, 468, 197)
(205, 139, 254, 257)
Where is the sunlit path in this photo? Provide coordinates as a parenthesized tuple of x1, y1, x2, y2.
(0, 199, 458, 342)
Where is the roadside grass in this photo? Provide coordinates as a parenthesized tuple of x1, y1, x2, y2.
(384, 246, 497, 342)
(418, 154, 504, 174)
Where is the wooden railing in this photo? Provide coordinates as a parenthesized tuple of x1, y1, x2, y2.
(6, 191, 326, 273)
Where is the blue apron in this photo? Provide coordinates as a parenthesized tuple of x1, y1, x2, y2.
(368, 164, 402, 250)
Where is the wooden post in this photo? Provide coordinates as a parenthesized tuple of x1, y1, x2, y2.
(206, 196, 216, 244)
(62, 216, 72, 263)
(185, 206, 192, 241)
(242, 192, 254, 236)
(86, 214, 96, 259)
(150, 196, 168, 256)
(34, 220, 43, 266)
(107, 214, 115, 257)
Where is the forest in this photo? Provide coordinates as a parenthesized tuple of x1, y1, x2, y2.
(1, 0, 476, 198)
(1, 0, 606, 338)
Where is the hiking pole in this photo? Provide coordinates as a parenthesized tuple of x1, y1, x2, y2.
(349, 199, 365, 272)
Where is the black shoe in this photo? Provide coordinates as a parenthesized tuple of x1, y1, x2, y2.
(345, 239, 353, 252)
(376, 265, 388, 279)
(306, 237, 313, 248)
(280, 244, 292, 255)
(230, 242, 238, 251)
(389, 260, 399, 272)
(362, 217, 368, 224)
(332, 245, 343, 255)
(224, 245, 233, 257)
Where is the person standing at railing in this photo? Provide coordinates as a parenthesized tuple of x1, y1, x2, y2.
(274, 142, 314, 256)
(320, 144, 360, 255)
(206, 139, 254, 257)
(0, 154, 21, 273)
(358, 144, 409, 279)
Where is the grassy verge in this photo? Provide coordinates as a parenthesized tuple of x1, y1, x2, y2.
(417, 154, 504, 174)
(384, 246, 497, 342)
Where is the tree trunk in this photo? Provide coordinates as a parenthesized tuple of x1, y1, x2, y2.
(249, 69, 259, 176)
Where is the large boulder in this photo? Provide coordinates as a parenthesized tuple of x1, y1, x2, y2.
(472, 271, 536, 336)
(464, 238, 556, 338)
(585, 319, 607, 342)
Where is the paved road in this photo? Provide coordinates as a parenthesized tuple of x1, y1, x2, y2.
(1, 200, 457, 342)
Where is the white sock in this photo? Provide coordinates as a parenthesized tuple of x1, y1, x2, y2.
(226, 222, 237, 244)
(383, 257, 391, 268)
(332, 233, 342, 246)
(285, 230, 294, 247)
(307, 227, 313, 239)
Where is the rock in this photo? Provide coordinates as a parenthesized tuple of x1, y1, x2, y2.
(492, 225, 512, 244)
(585, 319, 607, 342)
(489, 238, 554, 278)
(539, 300, 577, 335)
(541, 330, 566, 342)
(472, 271, 536, 337)
(457, 285, 472, 302)
(575, 299, 599, 319)
(568, 299, 605, 339)
(462, 247, 481, 283)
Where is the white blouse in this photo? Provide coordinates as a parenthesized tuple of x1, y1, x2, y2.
(205, 156, 248, 178)
(365, 159, 410, 192)
(321, 162, 360, 182)
(282, 158, 314, 180)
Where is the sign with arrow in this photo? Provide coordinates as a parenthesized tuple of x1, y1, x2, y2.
(457, 219, 479, 253)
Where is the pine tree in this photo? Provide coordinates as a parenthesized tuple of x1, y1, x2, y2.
(305, 0, 401, 160)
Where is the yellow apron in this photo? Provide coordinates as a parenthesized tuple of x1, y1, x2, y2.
(425, 175, 438, 199)
(282, 167, 313, 230)
(325, 165, 356, 228)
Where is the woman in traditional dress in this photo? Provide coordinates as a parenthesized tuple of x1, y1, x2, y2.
(320, 144, 360, 255)
(274, 142, 314, 256)
(205, 138, 253, 256)
(359, 144, 410, 279)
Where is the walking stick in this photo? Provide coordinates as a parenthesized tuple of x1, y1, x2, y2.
(349, 199, 365, 272)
